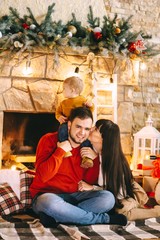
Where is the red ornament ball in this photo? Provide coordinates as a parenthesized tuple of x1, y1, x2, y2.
(128, 42, 136, 53)
(22, 23, 30, 30)
(93, 27, 102, 40)
(94, 32, 102, 40)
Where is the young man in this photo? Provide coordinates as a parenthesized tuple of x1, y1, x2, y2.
(29, 107, 127, 226)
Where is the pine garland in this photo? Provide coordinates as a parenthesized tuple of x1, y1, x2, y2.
(0, 2, 159, 61)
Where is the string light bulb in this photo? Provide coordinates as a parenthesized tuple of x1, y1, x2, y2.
(67, 66, 80, 77)
(11, 165, 16, 170)
(140, 61, 147, 70)
(22, 60, 33, 75)
(75, 67, 79, 73)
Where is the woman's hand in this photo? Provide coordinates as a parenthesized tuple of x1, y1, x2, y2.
(78, 180, 94, 191)
(80, 147, 98, 160)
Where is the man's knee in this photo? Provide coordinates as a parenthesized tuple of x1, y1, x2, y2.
(99, 190, 115, 209)
(35, 193, 63, 212)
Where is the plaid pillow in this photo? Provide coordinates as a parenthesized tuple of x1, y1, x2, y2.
(0, 183, 23, 216)
(20, 171, 34, 209)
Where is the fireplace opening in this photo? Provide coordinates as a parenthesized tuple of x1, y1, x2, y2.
(2, 112, 60, 162)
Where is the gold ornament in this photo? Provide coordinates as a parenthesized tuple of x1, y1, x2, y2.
(38, 32, 43, 36)
(18, 32, 23, 37)
(130, 53, 138, 60)
(134, 49, 141, 55)
(86, 26, 92, 32)
(68, 25, 77, 34)
(49, 42, 56, 49)
(115, 27, 121, 34)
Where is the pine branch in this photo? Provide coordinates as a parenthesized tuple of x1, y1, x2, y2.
(114, 17, 132, 43)
(112, 13, 118, 24)
(40, 3, 55, 35)
(9, 7, 25, 34)
(27, 31, 44, 46)
(68, 13, 82, 28)
(102, 16, 115, 40)
(68, 13, 86, 38)
(26, 7, 40, 27)
(9, 7, 23, 23)
(119, 15, 133, 31)
(125, 31, 142, 42)
(87, 6, 100, 28)
(43, 3, 55, 25)
(0, 16, 12, 34)
(54, 20, 65, 35)
(70, 13, 76, 23)
(141, 33, 152, 39)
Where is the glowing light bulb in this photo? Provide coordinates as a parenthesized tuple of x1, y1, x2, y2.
(67, 67, 80, 77)
(22, 60, 33, 75)
(11, 165, 16, 170)
(140, 62, 147, 70)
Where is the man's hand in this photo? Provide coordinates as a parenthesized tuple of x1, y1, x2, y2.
(57, 141, 72, 153)
(80, 147, 98, 160)
(78, 180, 94, 191)
(58, 115, 67, 124)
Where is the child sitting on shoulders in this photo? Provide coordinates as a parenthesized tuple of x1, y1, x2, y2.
(55, 76, 94, 168)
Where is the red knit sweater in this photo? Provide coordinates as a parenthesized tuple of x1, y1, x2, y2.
(29, 132, 100, 198)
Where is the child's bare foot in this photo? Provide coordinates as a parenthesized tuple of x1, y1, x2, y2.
(81, 157, 94, 168)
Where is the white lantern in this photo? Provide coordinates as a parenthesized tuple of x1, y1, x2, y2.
(132, 115, 160, 172)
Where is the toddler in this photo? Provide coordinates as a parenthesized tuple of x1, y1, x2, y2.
(55, 76, 94, 168)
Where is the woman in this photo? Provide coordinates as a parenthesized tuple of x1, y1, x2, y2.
(80, 119, 160, 220)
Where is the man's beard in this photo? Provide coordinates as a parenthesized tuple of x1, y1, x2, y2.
(69, 131, 84, 145)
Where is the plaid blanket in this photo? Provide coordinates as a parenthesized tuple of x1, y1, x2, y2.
(0, 215, 160, 240)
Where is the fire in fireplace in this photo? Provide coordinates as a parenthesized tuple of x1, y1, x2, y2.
(2, 112, 60, 162)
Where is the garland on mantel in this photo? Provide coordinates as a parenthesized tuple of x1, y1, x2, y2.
(0, 2, 159, 63)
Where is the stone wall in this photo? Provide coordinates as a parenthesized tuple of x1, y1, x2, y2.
(104, 0, 160, 150)
(104, 0, 160, 130)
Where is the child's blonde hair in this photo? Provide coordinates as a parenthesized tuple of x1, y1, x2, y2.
(64, 76, 84, 95)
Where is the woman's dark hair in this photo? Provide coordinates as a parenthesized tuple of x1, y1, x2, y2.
(68, 106, 93, 122)
(96, 119, 134, 208)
